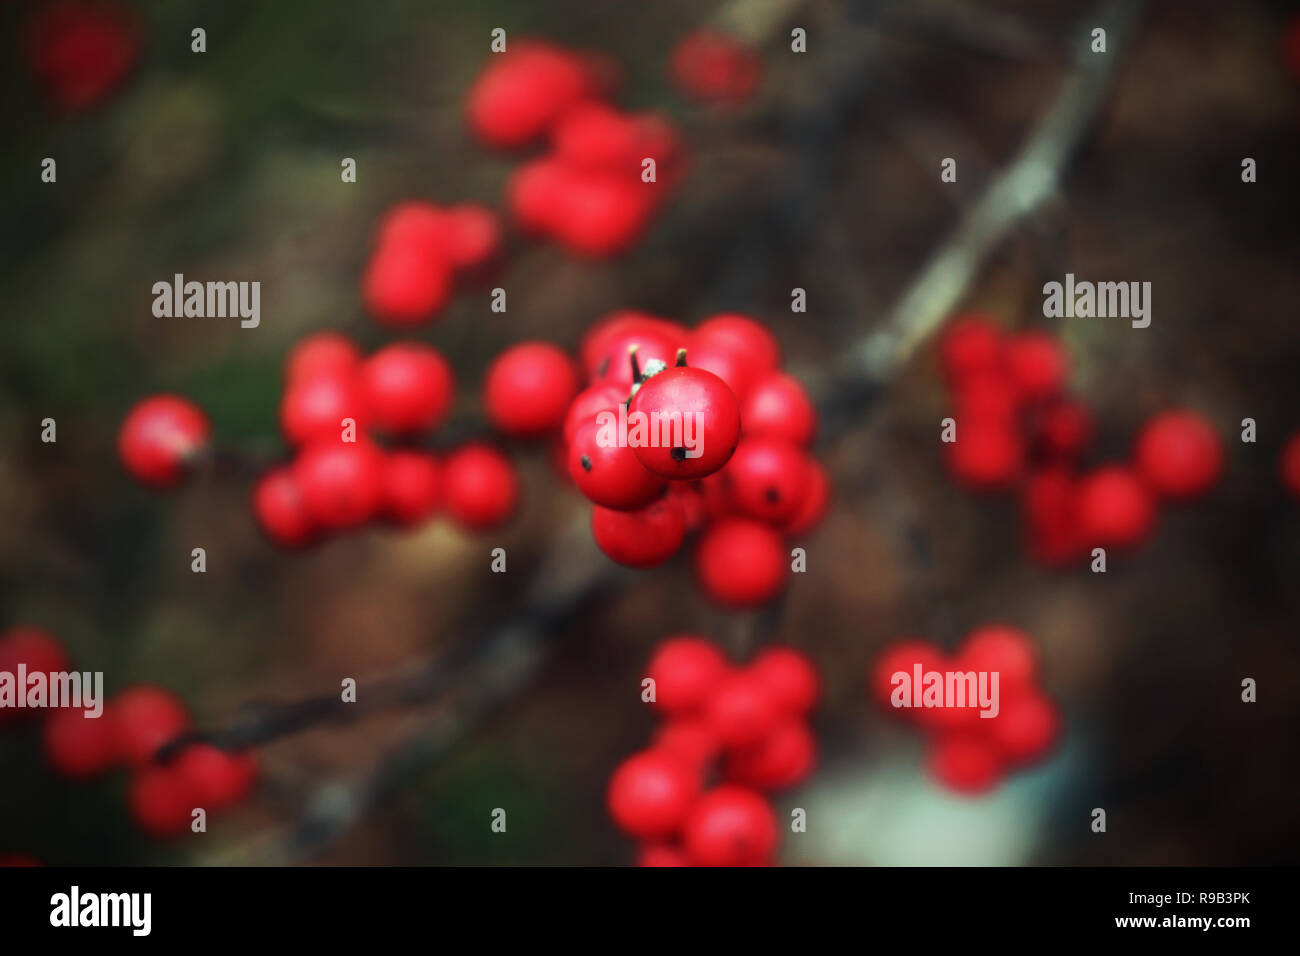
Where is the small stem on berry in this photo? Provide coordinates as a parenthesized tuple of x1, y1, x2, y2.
(675, 348, 688, 367)
(629, 346, 643, 385)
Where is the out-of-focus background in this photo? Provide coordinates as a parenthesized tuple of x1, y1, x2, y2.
(2, 0, 1299, 865)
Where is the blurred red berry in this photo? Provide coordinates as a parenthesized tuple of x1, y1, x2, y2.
(944, 417, 1024, 491)
(173, 744, 258, 812)
(552, 102, 679, 177)
(693, 314, 781, 371)
(111, 686, 192, 768)
(682, 786, 777, 866)
(1022, 465, 1082, 566)
(653, 718, 722, 771)
(1004, 330, 1068, 401)
(1034, 400, 1093, 460)
(382, 451, 443, 527)
(42, 707, 118, 779)
(749, 647, 820, 715)
(118, 395, 210, 489)
(705, 671, 782, 749)
(1133, 410, 1223, 500)
(938, 315, 1002, 386)
(725, 720, 817, 791)
(127, 765, 195, 839)
(24, 0, 139, 112)
(484, 342, 580, 437)
(294, 438, 386, 530)
(467, 41, 596, 148)
(606, 749, 699, 840)
(591, 496, 686, 568)
(251, 466, 316, 548)
(870, 639, 946, 710)
(1076, 465, 1156, 549)
(646, 636, 730, 716)
(442, 444, 519, 531)
(285, 332, 361, 386)
(958, 625, 1038, 697)
(927, 734, 1003, 795)
(720, 437, 810, 524)
(782, 458, 831, 536)
(986, 693, 1060, 766)
(637, 844, 689, 867)
(1281, 431, 1300, 499)
(742, 371, 816, 446)
(279, 373, 367, 446)
(358, 342, 455, 435)
(362, 242, 452, 327)
(670, 30, 761, 108)
(693, 518, 788, 607)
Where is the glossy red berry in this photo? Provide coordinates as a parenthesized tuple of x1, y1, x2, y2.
(627, 363, 741, 479)
(742, 371, 816, 446)
(251, 466, 315, 548)
(1004, 330, 1068, 401)
(111, 686, 192, 767)
(724, 720, 817, 791)
(359, 342, 455, 435)
(588, 327, 680, 392)
(467, 41, 595, 148)
(749, 647, 820, 715)
(172, 744, 258, 812)
(705, 670, 782, 749)
(927, 734, 1002, 795)
(1076, 465, 1156, 549)
(986, 693, 1059, 766)
(118, 395, 211, 489)
(285, 332, 361, 386)
(382, 451, 443, 527)
(591, 496, 686, 568)
(682, 334, 759, 403)
(442, 444, 519, 531)
(568, 421, 666, 510)
(670, 30, 761, 108)
(693, 518, 788, 607)
(958, 625, 1038, 697)
(42, 707, 118, 779)
(280, 373, 367, 446)
(563, 383, 624, 443)
(606, 749, 700, 840)
(1133, 410, 1223, 500)
(720, 438, 811, 524)
(294, 438, 386, 530)
(24, 0, 140, 112)
(362, 242, 452, 327)
(127, 765, 195, 839)
(646, 636, 730, 716)
(485, 342, 580, 437)
(694, 314, 780, 371)
(682, 785, 777, 866)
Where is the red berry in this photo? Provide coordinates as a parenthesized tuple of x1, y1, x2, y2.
(251, 466, 316, 548)
(944, 417, 1024, 491)
(682, 786, 777, 866)
(591, 496, 686, 568)
(870, 639, 946, 711)
(927, 734, 1003, 795)
(285, 332, 361, 386)
(43, 707, 118, 779)
(507, 158, 572, 234)
(682, 335, 759, 403)
(382, 451, 443, 527)
(0, 626, 71, 727)
(484, 342, 580, 437)
(358, 342, 455, 435)
(568, 421, 666, 510)
(280, 373, 367, 446)
(646, 636, 730, 716)
(563, 383, 624, 444)
(693, 518, 788, 607)
(466, 41, 595, 148)
(442, 444, 519, 531)
(670, 30, 761, 108)
(127, 765, 195, 839)
(362, 242, 452, 327)
(954, 370, 1021, 424)
(1076, 465, 1156, 549)
(606, 749, 699, 840)
(653, 718, 722, 771)
(173, 744, 258, 812)
(693, 314, 781, 371)
(705, 670, 782, 749)
(580, 311, 686, 377)
(749, 647, 820, 714)
(589, 327, 680, 392)
(668, 481, 709, 533)
(1034, 400, 1093, 460)
(958, 625, 1038, 697)
(1004, 330, 1068, 401)
(637, 844, 690, 867)
(725, 720, 817, 791)
(1021, 465, 1082, 566)
(986, 693, 1059, 766)
(627, 364, 742, 479)
(938, 315, 1002, 386)
(24, 0, 140, 112)
(782, 459, 831, 536)
(552, 102, 679, 177)
(1281, 431, 1300, 499)
(118, 395, 210, 489)
(111, 686, 192, 767)
(720, 438, 811, 524)
(294, 438, 386, 530)
(742, 372, 816, 446)
(436, 203, 501, 269)
(549, 170, 658, 257)
(1133, 410, 1223, 500)
(374, 201, 445, 251)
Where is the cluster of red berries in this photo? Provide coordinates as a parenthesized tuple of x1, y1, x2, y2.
(1, 625, 257, 839)
(23, 0, 139, 112)
(559, 311, 828, 606)
(607, 636, 819, 866)
(669, 30, 761, 108)
(870, 625, 1060, 794)
(362, 200, 501, 328)
(937, 315, 1224, 565)
(464, 39, 682, 257)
